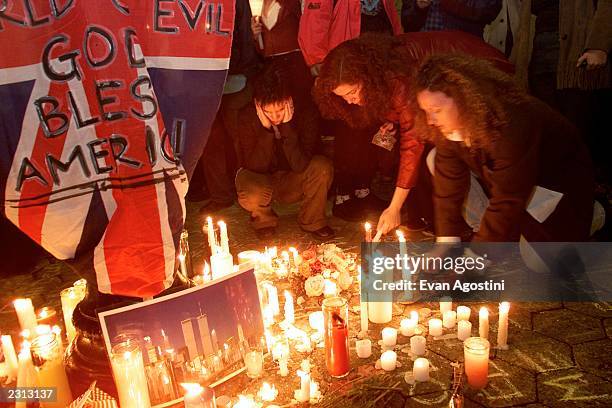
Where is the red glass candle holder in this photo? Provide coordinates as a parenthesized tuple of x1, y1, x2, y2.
(322, 297, 350, 378)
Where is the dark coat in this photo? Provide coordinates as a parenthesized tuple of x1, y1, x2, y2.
(237, 104, 320, 174)
(434, 96, 594, 242)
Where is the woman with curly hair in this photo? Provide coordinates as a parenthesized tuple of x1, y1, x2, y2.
(313, 31, 513, 233)
(413, 54, 594, 243)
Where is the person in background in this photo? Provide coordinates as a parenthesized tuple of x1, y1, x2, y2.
(313, 32, 513, 234)
(412, 54, 594, 245)
(513, 0, 611, 184)
(299, 0, 403, 222)
(235, 65, 335, 240)
(250, 0, 313, 108)
(402, 0, 501, 37)
(193, 0, 261, 214)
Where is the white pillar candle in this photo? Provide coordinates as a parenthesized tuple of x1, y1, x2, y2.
(218, 221, 229, 254)
(298, 370, 311, 402)
(368, 294, 392, 324)
(381, 327, 397, 347)
(464, 337, 490, 389)
(284, 291, 294, 324)
(380, 350, 397, 371)
(267, 284, 280, 316)
(110, 342, 150, 408)
(355, 339, 372, 358)
(439, 297, 452, 315)
(443, 311, 456, 329)
(289, 247, 301, 266)
(13, 299, 37, 332)
(411, 310, 419, 324)
(360, 294, 369, 335)
(258, 382, 277, 402)
(479, 307, 489, 339)
(17, 342, 37, 392)
(429, 318, 443, 336)
(410, 335, 426, 356)
(497, 302, 510, 349)
(400, 317, 417, 337)
(279, 358, 289, 377)
(206, 217, 217, 253)
(60, 287, 79, 343)
(364, 222, 372, 242)
(413, 358, 430, 382)
(396, 230, 411, 287)
(309, 311, 324, 335)
(456, 306, 471, 321)
(1, 335, 18, 379)
(301, 359, 311, 373)
(457, 320, 472, 341)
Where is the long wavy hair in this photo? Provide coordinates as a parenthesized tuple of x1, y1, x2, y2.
(313, 33, 415, 128)
(411, 54, 529, 149)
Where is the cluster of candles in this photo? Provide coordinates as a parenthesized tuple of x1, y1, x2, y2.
(205, 217, 235, 281)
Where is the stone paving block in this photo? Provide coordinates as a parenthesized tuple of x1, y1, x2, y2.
(564, 302, 612, 319)
(573, 339, 612, 379)
(495, 330, 574, 374)
(465, 359, 537, 407)
(537, 368, 612, 407)
(406, 391, 464, 407)
(518, 303, 563, 313)
(533, 309, 605, 345)
(504, 304, 533, 332)
(604, 319, 612, 338)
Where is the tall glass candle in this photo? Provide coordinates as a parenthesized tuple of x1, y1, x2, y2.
(31, 333, 73, 407)
(110, 341, 151, 408)
(464, 337, 490, 390)
(323, 297, 350, 378)
(14, 299, 37, 332)
(479, 307, 489, 339)
(284, 291, 294, 324)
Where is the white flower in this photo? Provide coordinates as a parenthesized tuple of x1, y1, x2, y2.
(337, 271, 353, 291)
(304, 275, 325, 297)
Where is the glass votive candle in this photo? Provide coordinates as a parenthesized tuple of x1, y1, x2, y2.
(464, 337, 490, 390)
(110, 341, 150, 408)
(243, 345, 264, 379)
(355, 339, 372, 358)
(381, 327, 397, 347)
(456, 306, 471, 321)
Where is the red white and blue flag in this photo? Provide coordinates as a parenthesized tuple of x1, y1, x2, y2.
(0, 0, 234, 298)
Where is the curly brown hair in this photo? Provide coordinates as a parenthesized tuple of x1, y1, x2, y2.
(411, 54, 529, 149)
(313, 33, 416, 129)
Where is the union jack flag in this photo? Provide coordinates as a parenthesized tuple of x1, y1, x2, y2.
(0, 0, 234, 298)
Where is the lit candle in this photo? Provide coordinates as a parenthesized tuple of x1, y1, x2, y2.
(429, 318, 443, 337)
(400, 317, 417, 336)
(457, 320, 472, 341)
(381, 327, 397, 347)
(323, 279, 338, 297)
(497, 302, 510, 349)
(456, 306, 471, 321)
(365, 222, 372, 242)
(279, 358, 289, 376)
(289, 247, 300, 266)
(267, 284, 280, 316)
(411, 310, 419, 324)
(31, 333, 73, 407)
(439, 297, 452, 315)
(181, 383, 215, 408)
(355, 339, 372, 358)
(243, 350, 263, 378)
(413, 358, 430, 382)
(301, 359, 311, 373)
(464, 337, 490, 389)
(443, 310, 457, 329)
(298, 370, 311, 402)
(309, 311, 324, 335)
(13, 298, 37, 332)
(258, 382, 278, 402)
(206, 216, 217, 253)
(218, 221, 229, 254)
(322, 297, 350, 377)
(233, 395, 258, 408)
(1, 335, 18, 379)
(380, 350, 397, 371)
(396, 230, 411, 287)
(284, 291, 295, 324)
(479, 307, 489, 339)
(203, 261, 212, 282)
(410, 335, 426, 356)
(110, 342, 150, 408)
(36, 307, 58, 327)
(16, 341, 37, 392)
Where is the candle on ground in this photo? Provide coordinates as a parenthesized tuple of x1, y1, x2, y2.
(1, 335, 18, 379)
(181, 383, 215, 408)
(479, 307, 489, 339)
(443, 310, 457, 329)
(410, 335, 426, 356)
(400, 317, 417, 336)
(411, 310, 419, 324)
(365, 222, 372, 242)
(497, 302, 510, 349)
(298, 370, 311, 402)
(258, 382, 278, 402)
(309, 311, 324, 335)
(284, 291, 295, 324)
(36, 307, 58, 327)
(457, 306, 471, 321)
(381, 327, 398, 347)
(267, 284, 280, 316)
(380, 350, 397, 371)
(13, 299, 37, 332)
(279, 358, 289, 376)
(206, 217, 217, 253)
(243, 350, 263, 378)
(458, 320, 472, 341)
(439, 297, 452, 315)
(429, 318, 443, 337)
(355, 339, 372, 358)
(32, 333, 73, 407)
(413, 358, 430, 382)
(464, 337, 490, 389)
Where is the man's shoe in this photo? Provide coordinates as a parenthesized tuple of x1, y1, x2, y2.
(199, 200, 234, 215)
(309, 226, 335, 240)
(255, 227, 276, 240)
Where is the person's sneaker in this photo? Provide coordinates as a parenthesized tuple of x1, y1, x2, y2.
(255, 227, 276, 240)
(199, 200, 233, 215)
(307, 226, 335, 240)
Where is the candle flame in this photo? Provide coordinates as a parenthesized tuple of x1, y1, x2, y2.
(499, 302, 510, 313)
(364, 222, 371, 231)
(20, 329, 30, 339)
(217, 220, 226, 227)
(13, 298, 32, 309)
(233, 395, 257, 408)
(411, 310, 419, 323)
(181, 382, 203, 396)
(178, 253, 185, 261)
(480, 306, 489, 316)
(258, 382, 277, 402)
(123, 351, 131, 359)
(396, 229, 405, 241)
(38, 309, 48, 318)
